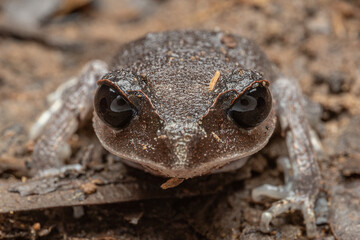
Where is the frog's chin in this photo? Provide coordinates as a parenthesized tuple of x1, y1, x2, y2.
(103, 141, 267, 179)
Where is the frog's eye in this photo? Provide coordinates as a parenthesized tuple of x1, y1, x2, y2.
(228, 86, 272, 128)
(94, 84, 136, 129)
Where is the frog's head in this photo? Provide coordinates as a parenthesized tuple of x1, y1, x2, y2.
(93, 67, 276, 179)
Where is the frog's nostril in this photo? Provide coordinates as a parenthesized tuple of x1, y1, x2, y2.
(183, 134, 192, 142)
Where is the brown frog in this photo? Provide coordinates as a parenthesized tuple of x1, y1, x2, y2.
(29, 30, 321, 238)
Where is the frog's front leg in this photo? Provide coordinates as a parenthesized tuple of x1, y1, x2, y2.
(252, 77, 321, 238)
(30, 60, 108, 176)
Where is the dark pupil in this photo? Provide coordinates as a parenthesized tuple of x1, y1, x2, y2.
(228, 86, 272, 128)
(94, 84, 135, 129)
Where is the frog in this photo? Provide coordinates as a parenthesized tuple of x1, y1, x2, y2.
(29, 30, 321, 238)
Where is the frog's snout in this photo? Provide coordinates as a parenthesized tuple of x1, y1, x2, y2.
(162, 121, 204, 168)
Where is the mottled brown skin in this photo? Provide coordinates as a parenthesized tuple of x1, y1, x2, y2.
(94, 30, 277, 178)
(28, 30, 321, 238)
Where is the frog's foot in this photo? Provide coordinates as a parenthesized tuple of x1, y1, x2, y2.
(252, 157, 318, 238)
(259, 196, 316, 237)
(10, 144, 95, 196)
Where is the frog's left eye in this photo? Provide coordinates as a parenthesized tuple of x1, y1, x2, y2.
(228, 86, 272, 128)
(94, 84, 136, 129)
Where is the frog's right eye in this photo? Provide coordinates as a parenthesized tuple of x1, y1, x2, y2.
(94, 84, 136, 129)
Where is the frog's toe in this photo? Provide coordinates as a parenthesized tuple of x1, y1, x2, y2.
(252, 184, 288, 201)
(259, 199, 295, 233)
(252, 157, 292, 201)
(302, 201, 317, 238)
(38, 163, 83, 177)
(259, 197, 317, 238)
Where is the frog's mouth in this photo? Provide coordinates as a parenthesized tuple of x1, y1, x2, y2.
(104, 135, 267, 179)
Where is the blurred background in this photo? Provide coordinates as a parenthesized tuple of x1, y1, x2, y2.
(0, 0, 360, 239)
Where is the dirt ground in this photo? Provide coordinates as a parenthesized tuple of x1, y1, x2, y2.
(0, 0, 360, 239)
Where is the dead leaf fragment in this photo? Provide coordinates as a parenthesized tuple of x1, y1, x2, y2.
(32, 222, 41, 231)
(161, 178, 184, 189)
(80, 182, 97, 195)
(209, 71, 221, 91)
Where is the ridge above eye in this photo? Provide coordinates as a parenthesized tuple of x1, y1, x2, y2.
(94, 84, 136, 129)
(228, 85, 272, 128)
